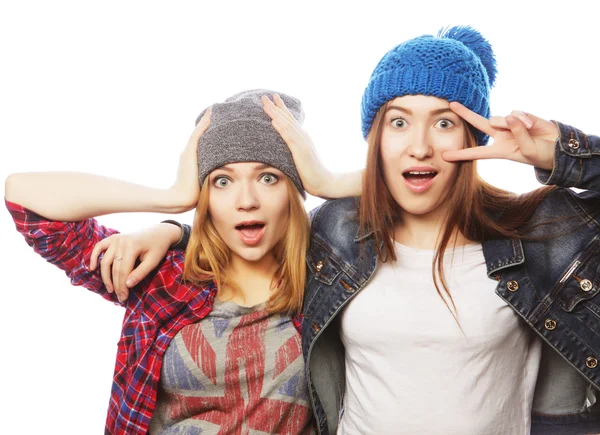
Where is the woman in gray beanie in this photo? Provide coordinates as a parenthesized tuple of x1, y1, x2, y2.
(5, 89, 316, 434)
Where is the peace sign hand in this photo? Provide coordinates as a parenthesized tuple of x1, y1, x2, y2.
(442, 102, 559, 171)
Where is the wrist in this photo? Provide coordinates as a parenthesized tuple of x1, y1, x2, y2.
(166, 182, 199, 213)
(160, 220, 188, 250)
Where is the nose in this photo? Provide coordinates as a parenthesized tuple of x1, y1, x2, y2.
(235, 181, 260, 211)
(407, 127, 433, 160)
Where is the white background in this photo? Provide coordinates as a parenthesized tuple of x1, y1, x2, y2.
(1, 1, 599, 433)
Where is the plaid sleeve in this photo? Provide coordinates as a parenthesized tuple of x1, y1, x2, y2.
(6, 199, 121, 304)
(292, 314, 304, 334)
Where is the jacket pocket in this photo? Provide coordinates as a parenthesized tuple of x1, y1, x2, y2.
(307, 242, 343, 285)
(557, 247, 600, 313)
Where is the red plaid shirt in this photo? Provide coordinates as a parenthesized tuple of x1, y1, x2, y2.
(6, 200, 303, 435)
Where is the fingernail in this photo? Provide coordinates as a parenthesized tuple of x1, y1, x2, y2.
(515, 111, 533, 128)
(126, 278, 136, 287)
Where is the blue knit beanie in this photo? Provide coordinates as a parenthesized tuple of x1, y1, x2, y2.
(361, 25, 497, 145)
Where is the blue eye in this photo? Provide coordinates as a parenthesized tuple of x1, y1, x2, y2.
(214, 176, 231, 188)
(435, 119, 454, 129)
(260, 173, 279, 185)
(391, 118, 407, 128)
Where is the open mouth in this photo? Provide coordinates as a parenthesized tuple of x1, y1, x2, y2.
(235, 221, 266, 245)
(235, 222, 265, 237)
(402, 170, 438, 183)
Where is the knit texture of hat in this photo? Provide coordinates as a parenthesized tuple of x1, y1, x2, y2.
(361, 25, 497, 145)
(196, 89, 305, 197)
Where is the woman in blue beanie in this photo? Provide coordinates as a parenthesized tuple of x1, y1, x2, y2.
(96, 27, 600, 434)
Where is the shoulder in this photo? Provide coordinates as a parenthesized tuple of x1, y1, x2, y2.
(130, 249, 199, 304)
(310, 197, 361, 238)
(308, 198, 378, 275)
(534, 187, 600, 227)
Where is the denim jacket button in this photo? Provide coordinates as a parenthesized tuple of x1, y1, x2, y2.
(580, 279, 593, 292)
(544, 319, 557, 330)
(586, 357, 598, 369)
(316, 260, 324, 272)
(506, 280, 519, 292)
(568, 138, 580, 150)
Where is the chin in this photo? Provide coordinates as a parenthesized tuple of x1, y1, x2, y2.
(396, 199, 443, 217)
(232, 247, 270, 263)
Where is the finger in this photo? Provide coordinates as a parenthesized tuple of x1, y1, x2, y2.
(261, 94, 277, 116)
(100, 247, 116, 293)
(519, 111, 545, 128)
(263, 94, 296, 126)
(111, 253, 123, 300)
(510, 110, 533, 129)
(449, 102, 496, 137)
(272, 94, 295, 122)
(505, 115, 537, 158)
(197, 106, 211, 132)
(442, 146, 500, 162)
(126, 253, 162, 288)
(262, 95, 290, 122)
(90, 238, 110, 270)
(489, 116, 509, 130)
(114, 252, 136, 302)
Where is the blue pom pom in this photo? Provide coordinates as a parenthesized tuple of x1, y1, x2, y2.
(438, 25, 497, 87)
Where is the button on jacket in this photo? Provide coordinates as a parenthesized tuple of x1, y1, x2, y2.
(303, 123, 600, 435)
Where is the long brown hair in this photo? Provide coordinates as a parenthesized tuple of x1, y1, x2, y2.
(183, 176, 309, 315)
(359, 103, 555, 317)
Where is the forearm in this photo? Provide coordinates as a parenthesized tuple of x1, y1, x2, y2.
(316, 169, 363, 199)
(4, 172, 192, 221)
(535, 123, 600, 192)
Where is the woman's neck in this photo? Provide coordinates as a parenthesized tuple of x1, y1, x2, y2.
(218, 253, 279, 307)
(394, 206, 470, 250)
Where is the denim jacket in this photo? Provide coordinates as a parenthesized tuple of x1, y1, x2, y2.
(302, 123, 600, 435)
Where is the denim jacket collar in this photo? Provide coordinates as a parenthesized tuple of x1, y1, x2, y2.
(482, 237, 526, 276)
(353, 226, 372, 242)
(353, 225, 526, 277)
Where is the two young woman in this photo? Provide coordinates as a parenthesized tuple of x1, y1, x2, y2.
(5, 90, 316, 434)
(103, 26, 600, 434)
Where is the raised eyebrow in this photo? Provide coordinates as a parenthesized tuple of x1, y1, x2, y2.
(211, 164, 282, 177)
(385, 105, 412, 115)
(212, 163, 271, 173)
(254, 164, 285, 175)
(213, 166, 234, 173)
(385, 106, 456, 117)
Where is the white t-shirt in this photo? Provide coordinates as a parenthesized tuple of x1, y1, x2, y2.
(338, 242, 542, 435)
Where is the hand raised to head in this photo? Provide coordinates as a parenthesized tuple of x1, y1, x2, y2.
(442, 102, 559, 170)
(171, 107, 211, 211)
(261, 94, 331, 197)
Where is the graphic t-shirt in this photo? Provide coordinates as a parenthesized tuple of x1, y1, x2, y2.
(150, 299, 315, 434)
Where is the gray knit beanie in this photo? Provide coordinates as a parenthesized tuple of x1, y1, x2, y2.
(195, 89, 305, 198)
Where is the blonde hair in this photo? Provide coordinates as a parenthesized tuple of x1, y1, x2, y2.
(183, 175, 309, 315)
